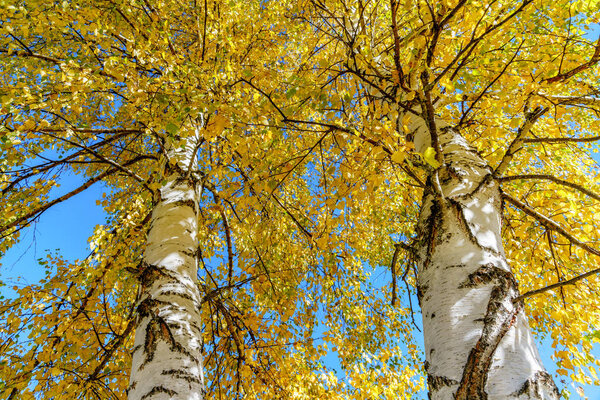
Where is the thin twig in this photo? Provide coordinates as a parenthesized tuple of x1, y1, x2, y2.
(503, 193, 600, 257)
(495, 106, 548, 176)
(543, 35, 600, 84)
(499, 174, 600, 202)
(390, 243, 401, 306)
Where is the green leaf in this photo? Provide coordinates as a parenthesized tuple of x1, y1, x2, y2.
(166, 123, 179, 135)
(285, 87, 297, 99)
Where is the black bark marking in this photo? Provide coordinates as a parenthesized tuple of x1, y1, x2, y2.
(140, 386, 178, 400)
(128, 380, 137, 392)
(419, 197, 444, 271)
(173, 174, 197, 186)
(454, 264, 522, 400)
(172, 198, 196, 209)
(428, 374, 459, 392)
(143, 318, 158, 366)
(181, 247, 200, 258)
(137, 298, 168, 318)
(161, 368, 203, 384)
(512, 371, 560, 398)
(157, 290, 196, 303)
(458, 264, 517, 290)
(138, 263, 177, 289)
(138, 299, 195, 368)
(448, 199, 503, 258)
(444, 263, 467, 270)
(417, 282, 429, 305)
(156, 315, 194, 358)
(138, 264, 200, 302)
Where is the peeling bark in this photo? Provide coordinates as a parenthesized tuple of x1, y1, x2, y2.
(410, 119, 559, 399)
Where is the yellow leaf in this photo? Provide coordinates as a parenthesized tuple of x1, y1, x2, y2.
(442, 78, 455, 92)
(561, 357, 573, 370)
(414, 35, 427, 48)
(391, 150, 406, 164)
(316, 236, 328, 249)
(20, 119, 36, 131)
(423, 147, 440, 168)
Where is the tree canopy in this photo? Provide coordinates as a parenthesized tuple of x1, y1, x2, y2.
(1, 0, 600, 399)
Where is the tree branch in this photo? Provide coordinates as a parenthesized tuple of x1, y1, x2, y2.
(494, 106, 548, 176)
(458, 39, 524, 127)
(524, 135, 600, 144)
(0, 157, 146, 236)
(2, 129, 142, 196)
(390, 243, 401, 306)
(543, 35, 600, 84)
(502, 193, 600, 257)
(499, 174, 600, 202)
(41, 131, 154, 194)
(514, 265, 600, 303)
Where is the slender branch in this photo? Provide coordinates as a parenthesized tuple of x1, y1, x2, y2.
(524, 135, 600, 144)
(458, 39, 524, 127)
(0, 158, 145, 235)
(536, 94, 600, 107)
(390, 243, 401, 306)
(390, 0, 407, 90)
(2, 129, 141, 195)
(87, 317, 136, 382)
(220, 208, 234, 285)
(514, 265, 600, 303)
(0, 49, 115, 79)
(420, 71, 442, 165)
(272, 194, 313, 239)
(41, 131, 154, 193)
(546, 230, 567, 307)
(396, 242, 421, 331)
(505, 194, 600, 301)
(431, 0, 533, 88)
(439, 92, 600, 108)
(39, 128, 143, 134)
(503, 193, 600, 257)
(499, 174, 600, 202)
(0, 48, 61, 64)
(240, 77, 424, 187)
(543, 35, 600, 84)
(426, 0, 469, 70)
(262, 130, 330, 211)
(439, 0, 469, 27)
(494, 106, 548, 176)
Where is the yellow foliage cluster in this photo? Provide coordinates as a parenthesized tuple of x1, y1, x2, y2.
(1, 0, 600, 398)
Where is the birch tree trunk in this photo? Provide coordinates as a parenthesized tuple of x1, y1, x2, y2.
(410, 117, 560, 399)
(127, 135, 205, 400)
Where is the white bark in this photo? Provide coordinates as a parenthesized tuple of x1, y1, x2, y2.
(409, 116, 559, 399)
(128, 136, 205, 400)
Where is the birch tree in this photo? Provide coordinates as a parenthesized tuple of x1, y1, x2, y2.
(1, 0, 600, 399)
(268, 0, 600, 398)
(0, 1, 305, 398)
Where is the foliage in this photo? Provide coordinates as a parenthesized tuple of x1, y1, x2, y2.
(1, 0, 600, 398)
